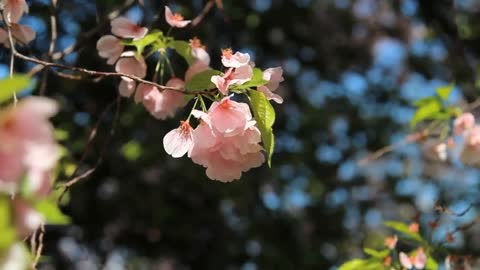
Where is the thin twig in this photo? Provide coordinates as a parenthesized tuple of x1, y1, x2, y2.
(2, 11, 17, 105)
(31, 224, 45, 270)
(57, 96, 121, 204)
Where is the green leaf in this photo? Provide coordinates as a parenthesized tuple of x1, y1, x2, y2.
(249, 90, 276, 167)
(125, 31, 165, 53)
(338, 259, 369, 270)
(0, 75, 31, 103)
(363, 248, 389, 259)
(170, 40, 195, 65)
(436, 84, 454, 100)
(410, 99, 442, 128)
(185, 70, 222, 93)
(0, 197, 16, 250)
(384, 221, 423, 242)
(426, 256, 439, 270)
(232, 68, 268, 90)
(34, 199, 70, 225)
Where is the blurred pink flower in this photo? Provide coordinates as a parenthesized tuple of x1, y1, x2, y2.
(0, 97, 59, 196)
(118, 78, 136, 97)
(185, 61, 210, 82)
(163, 121, 194, 158)
(165, 6, 191, 28)
(96, 35, 124, 65)
(3, 0, 29, 23)
(399, 248, 426, 270)
(258, 67, 284, 104)
(13, 199, 44, 237)
(190, 37, 210, 65)
(0, 23, 36, 47)
(135, 78, 185, 119)
(454, 112, 475, 135)
(115, 51, 147, 78)
(221, 49, 250, 68)
(111, 17, 148, 40)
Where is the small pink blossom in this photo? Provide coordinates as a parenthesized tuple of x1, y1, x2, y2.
(135, 78, 185, 119)
(211, 65, 253, 95)
(115, 51, 147, 78)
(221, 49, 250, 68)
(460, 126, 480, 165)
(399, 248, 427, 270)
(165, 6, 191, 28)
(0, 23, 36, 47)
(163, 121, 194, 158)
(96, 35, 124, 65)
(384, 235, 398, 250)
(208, 97, 253, 136)
(454, 112, 475, 135)
(185, 61, 210, 82)
(190, 37, 210, 65)
(258, 67, 284, 104)
(118, 78, 136, 97)
(111, 17, 148, 39)
(3, 0, 29, 23)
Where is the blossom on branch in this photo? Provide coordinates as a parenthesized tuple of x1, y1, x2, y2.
(165, 6, 191, 28)
(96, 35, 124, 65)
(111, 17, 148, 40)
(258, 67, 284, 104)
(2, 0, 29, 23)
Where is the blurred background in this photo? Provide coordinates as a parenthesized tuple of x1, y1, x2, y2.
(6, 0, 480, 269)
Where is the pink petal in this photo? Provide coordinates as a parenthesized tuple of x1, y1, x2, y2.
(163, 122, 194, 158)
(115, 53, 147, 78)
(97, 35, 124, 65)
(454, 112, 475, 135)
(263, 67, 284, 91)
(185, 61, 210, 82)
(164, 6, 191, 28)
(11, 24, 36, 45)
(399, 252, 413, 269)
(192, 47, 210, 66)
(3, 0, 29, 23)
(221, 51, 250, 68)
(118, 78, 136, 97)
(414, 249, 427, 269)
(111, 17, 148, 39)
(258, 86, 284, 104)
(230, 65, 253, 85)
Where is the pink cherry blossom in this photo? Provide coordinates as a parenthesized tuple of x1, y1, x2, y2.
(454, 112, 475, 135)
(118, 78, 136, 97)
(188, 98, 265, 182)
(110, 17, 148, 40)
(13, 199, 44, 237)
(96, 35, 124, 65)
(0, 97, 59, 195)
(190, 37, 210, 65)
(135, 78, 185, 119)
(221, 48, 250, 68)
(258, 67, 284, 104)
(460, 126, 480, 165)
(3, 0, 29, 23)
(163, 121, 194, 158)
(185, 60, 210, 82)
(399, 249, 426, 270)
(211, 65, 253, 95)
(115, 51, 147, 78)
(0, 23, 36, 47)
(208, 97, 253, 136)
(165, 6, 191, 28)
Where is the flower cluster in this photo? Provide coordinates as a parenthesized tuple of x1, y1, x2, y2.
(0, 0, 35, 47)
(95, 6, 285, 182)
(96, 6, 202, 120)
(0, 97, 60, 237)
(164, 98, 266, 181)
